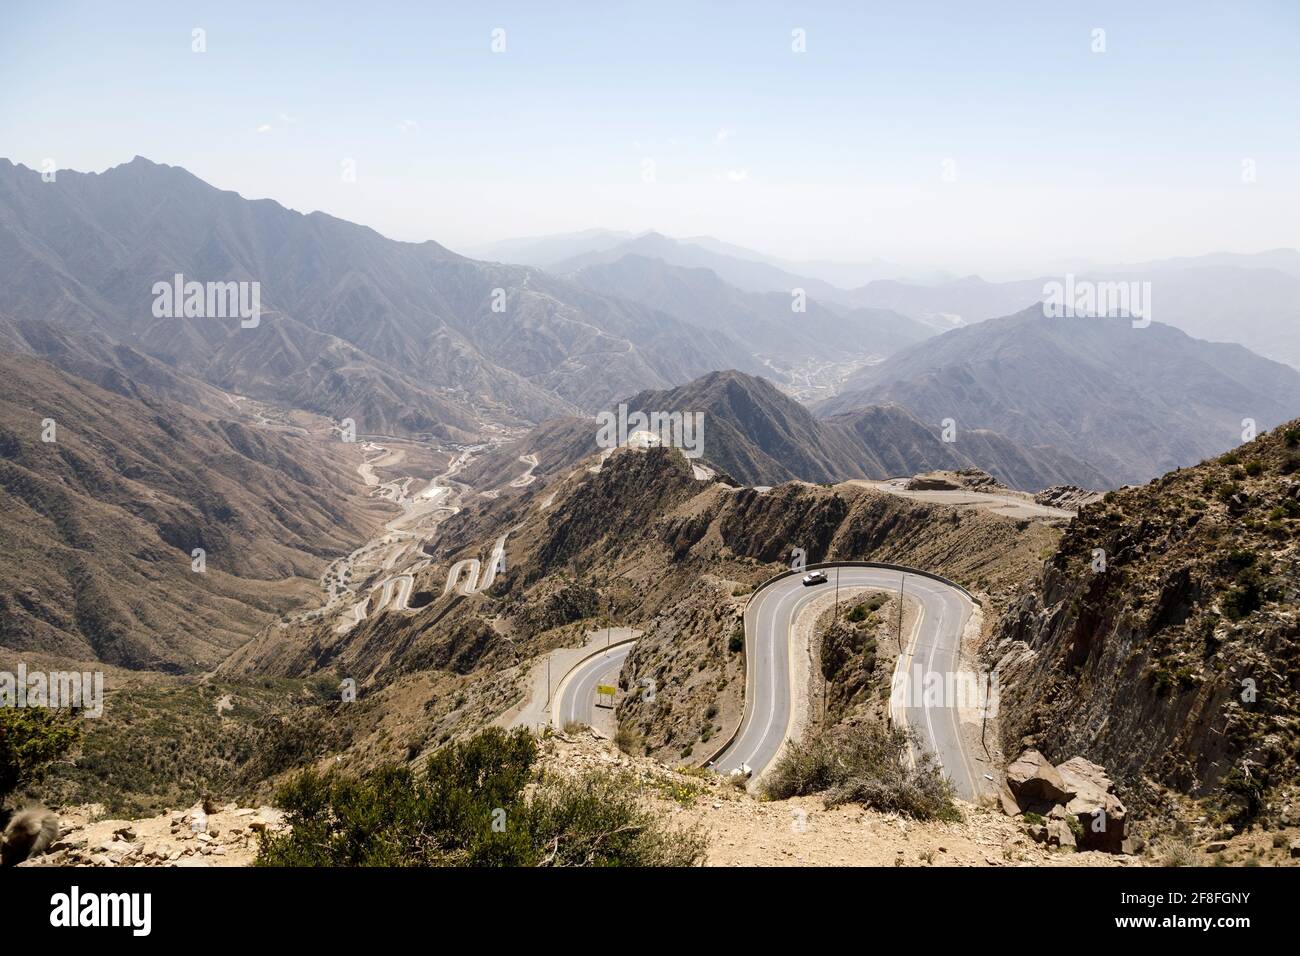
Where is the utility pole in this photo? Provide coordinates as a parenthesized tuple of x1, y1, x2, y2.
(833, 565, 841, 622)
(607, 584, 612, 648)
(897, 572, 906, 654)
(981, 670, 991, 756)
(828, 564, 840, 726)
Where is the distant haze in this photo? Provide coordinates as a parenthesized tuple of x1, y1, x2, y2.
(2, 1, 1297, 275)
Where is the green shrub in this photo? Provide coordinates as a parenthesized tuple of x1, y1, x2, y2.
(1216, 481, 1242, 502)
(256, 727, 705, 866)
(727, 624, 744, 654)
(1222, 549, 1256, 572)
(1222, 568, 1266, 621)
(1221, 760, 1271, 825)
(0, 708, 80, 804)
(764, 723, 960, 822)
(526, 770, 706, 865)
(846, 593, 888, 623)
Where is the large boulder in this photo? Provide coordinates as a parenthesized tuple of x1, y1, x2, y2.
(1005, 749, 1071, 804)
(1056, 756, 1127, 853)
(1046, 818, 1077, 850)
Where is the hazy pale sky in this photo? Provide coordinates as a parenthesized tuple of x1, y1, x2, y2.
(2, 0, 1298, 274)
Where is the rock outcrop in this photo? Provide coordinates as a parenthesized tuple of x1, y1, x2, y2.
(17, 802, 286, 868)
(1034, 485, 1103, 510)
(1005, 749, 1070, 804)
(1002, 749, 1129, 853)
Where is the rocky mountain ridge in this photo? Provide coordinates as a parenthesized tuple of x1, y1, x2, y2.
(989, 419, 1300, 824)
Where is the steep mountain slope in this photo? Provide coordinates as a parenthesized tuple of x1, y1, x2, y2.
(462, 370, 1107, 491)
(823, 404, 1109, 491)
(0, 313, 233, 418)
(571, 254, 931, 366)
(0, 351, 380, 672)
(988, 420, 1300, 822)
(818, 310, 1300, 487)
(0, 157, 756, 431)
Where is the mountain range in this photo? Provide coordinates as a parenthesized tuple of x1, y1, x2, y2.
(466, 228, 937, 291)
(818, 309, 1300, 488)
(568, 255, 932, 372)
(840, 253, 1300, 370)
(0, 158, 764, 435)
(480, 228, 1300, 370)
(7, 156, 1294, 496)
(465, 369, 1109, 492)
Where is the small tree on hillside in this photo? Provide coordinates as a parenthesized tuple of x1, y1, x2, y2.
(0, 708, 81, 805)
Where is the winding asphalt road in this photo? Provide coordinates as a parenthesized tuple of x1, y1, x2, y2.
(552, 642, 634, 729)
(443, 527, 518, 596)
(712, 565, 984, 800)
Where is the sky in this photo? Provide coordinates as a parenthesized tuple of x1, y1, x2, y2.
(2, 0, 1298, 275)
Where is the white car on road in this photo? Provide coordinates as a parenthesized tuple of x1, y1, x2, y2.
(801, 570, 828, 586)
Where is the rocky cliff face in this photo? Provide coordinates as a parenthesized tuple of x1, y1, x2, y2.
(989, 420, 1300, 822)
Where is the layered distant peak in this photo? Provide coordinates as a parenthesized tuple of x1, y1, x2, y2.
(469, 368, 1110, 492)
(818, 308, 1300, 487)
(570, 253, 931, 375)
(842, 256, 1300, 369)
